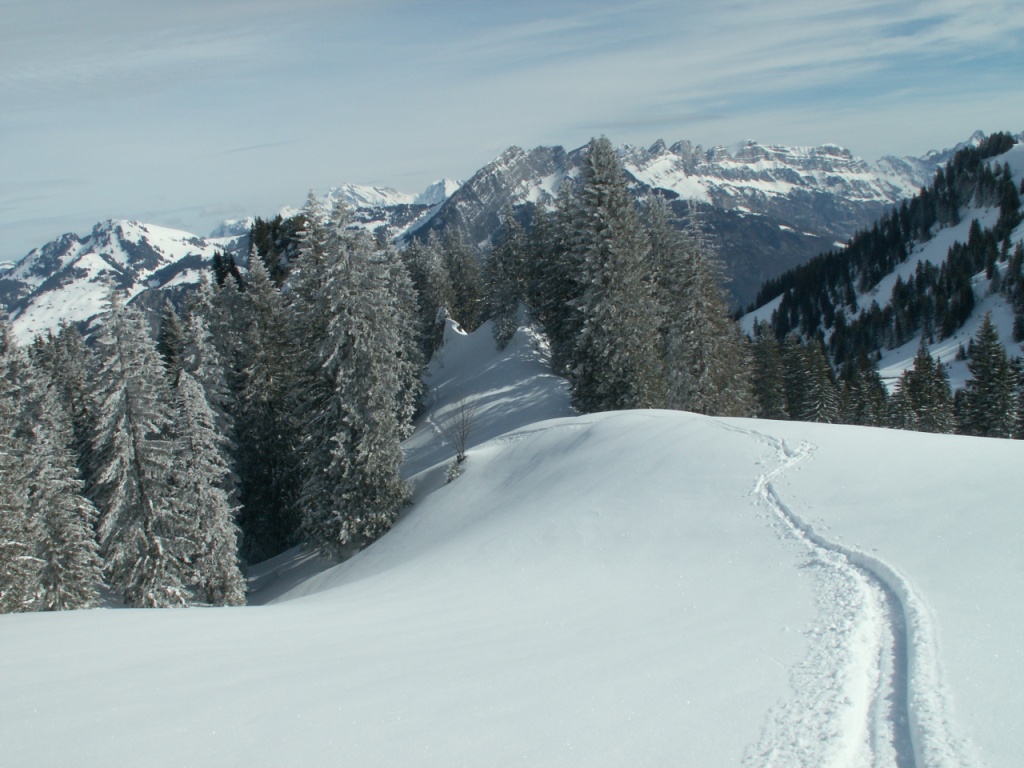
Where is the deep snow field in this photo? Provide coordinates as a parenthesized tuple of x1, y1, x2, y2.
(1, 320, 1021, 768)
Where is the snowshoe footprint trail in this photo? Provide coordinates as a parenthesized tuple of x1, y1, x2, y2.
(722, 423, 972, 768)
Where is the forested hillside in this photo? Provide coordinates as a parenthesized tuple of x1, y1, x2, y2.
(743, 132, 1024, 438)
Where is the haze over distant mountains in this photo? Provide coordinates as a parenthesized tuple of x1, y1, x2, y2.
(0, 131, 1007, 343)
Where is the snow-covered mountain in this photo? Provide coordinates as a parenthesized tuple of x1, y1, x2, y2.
(0, 220, 247, 343)
(0, 133, 989, 342)
(414, 136, 947, 304)
(0, 179, 462, 343)
(2, 317, 1019, 767)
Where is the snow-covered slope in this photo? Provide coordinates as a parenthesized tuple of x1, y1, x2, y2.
(2, 317, 1021, 768)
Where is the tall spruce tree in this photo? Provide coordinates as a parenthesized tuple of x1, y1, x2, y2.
(292, 200, 411, 557)
(485, 208, 528, 350)
(750, 322, 789, 420)
(173, 371, 245, 605)
(783, 337, 841, 423)
(27, 375, 104, 611)
(0, 321, 41, 612)
(888, 340, 955, 433)
(233, 256, 301, 562)
(403, 233, 455, 355)
(566, 137, 663, 412)
(380, 242, 426, 437)
(652, 201, 753, 416)
(442, 227, 484, 332)
(960, 312, 1019, 437)
(840, 354, 889, 427)
(31, 322, 98, 486)
(90, 291, 193, 607)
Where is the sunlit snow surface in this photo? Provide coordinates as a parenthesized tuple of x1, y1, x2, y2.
(1, 320, 1021, 767)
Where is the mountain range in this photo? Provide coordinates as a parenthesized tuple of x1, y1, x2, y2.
(0, 132, 998, 343)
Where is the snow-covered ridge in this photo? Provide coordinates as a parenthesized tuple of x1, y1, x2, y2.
(1, 318, 1018, 766)
(620, 138, 935, 208)
(324, 178, 462, 210)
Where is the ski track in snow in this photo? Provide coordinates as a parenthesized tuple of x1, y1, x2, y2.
(717, 422, 975, 768)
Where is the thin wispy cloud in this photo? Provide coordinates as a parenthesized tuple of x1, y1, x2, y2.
(2, 0, 1021, 260)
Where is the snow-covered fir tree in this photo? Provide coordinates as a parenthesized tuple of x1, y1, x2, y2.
(31, 322, 98, 486)
(0, 320, 40, 613)
(231, 256, 302, 562)
(156, 298, 187, 385)
(90, 290, 193, 607)
(565, 137, 664, 412)
(172, 370, 245, 605)
(292, 199, 411, 557)
(783, 336, 841, 424)
(650, 200, 753, 416)
(750, 322, 789, 420)
(379, 241, 426, 438)
(442, 227, 485, 332)
(840, 354, 889, 428)
(403, 233, 455, 355)
(27, 382, 104, 611)
(485, 208, 528, 350)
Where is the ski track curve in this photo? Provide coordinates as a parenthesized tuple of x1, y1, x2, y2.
(715, 421, 974, 768)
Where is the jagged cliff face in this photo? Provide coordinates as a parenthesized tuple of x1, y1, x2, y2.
(2, 134, 966, 341)
(411, 146, 571, 243)
(409, 138, 940, 305)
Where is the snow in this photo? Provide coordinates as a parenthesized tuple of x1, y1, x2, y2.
(1, 317, 1021, 767)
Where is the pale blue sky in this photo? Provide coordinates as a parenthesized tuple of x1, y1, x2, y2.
(2, 0, 1022, 261)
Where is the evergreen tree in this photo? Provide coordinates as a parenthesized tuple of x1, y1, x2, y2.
(27, 376, 104, 611)
(90, 291, 193, 607)
(960, 313, 1019, 437)
(156, 299, 187, 385)
(840, 354, 888, 427)
(529, 197, 583, 374)
(888, 340, 955, 433)
(183, 281, 238, 454)
(802, 339, 842, 423)
(750, 322, 789, 420)
(783, 337, 841, 423)
(10, 324, 104, 612)
(442, 227, 484, 332)
(30, 322, 98, 485)
(380, 242, 426, 437)
(0, 321, 41, 612)
(173, 371, 245, 605)
(403, 233, 455, 355)
(292, 203, 410, 557)
(566, 137, 663, 412)
(232, 256, 301, 562)
(653, 202, 753, 416)
(485, 208, 528, 350)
